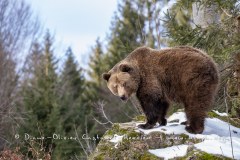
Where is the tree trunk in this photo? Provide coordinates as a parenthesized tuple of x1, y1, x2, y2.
(235, 16, 240, 99)
(192, 2, 220, 28)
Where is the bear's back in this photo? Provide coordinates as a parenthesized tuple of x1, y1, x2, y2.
(126, 46, 214, 72)
(127, 46, 219, 103)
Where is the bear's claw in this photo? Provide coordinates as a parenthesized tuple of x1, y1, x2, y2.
(180, 121, 188, 125)
(138, 123, 154, 129)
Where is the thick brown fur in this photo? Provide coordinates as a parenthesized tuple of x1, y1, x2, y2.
(103, 46, 219, 134)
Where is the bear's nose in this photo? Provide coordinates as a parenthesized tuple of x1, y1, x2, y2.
(120, 95, 127, 101)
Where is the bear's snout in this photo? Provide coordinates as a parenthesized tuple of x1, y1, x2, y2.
(120, 95, 127, 101)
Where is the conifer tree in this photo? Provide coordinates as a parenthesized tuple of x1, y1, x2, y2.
(88, 38, 105, 86)
(53, 47, 92, 159)
(20, 31, 59, 156)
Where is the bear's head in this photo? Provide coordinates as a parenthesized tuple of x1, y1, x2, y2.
(102, 63, 140, 101)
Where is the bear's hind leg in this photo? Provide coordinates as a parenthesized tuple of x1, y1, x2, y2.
(185, 109, 206, 134)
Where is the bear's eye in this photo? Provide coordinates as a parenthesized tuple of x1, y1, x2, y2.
(122, 83, 126, 87)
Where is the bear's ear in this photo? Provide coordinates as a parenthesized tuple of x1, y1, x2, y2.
(119, 64, 132, 73)
(102, 73, 111, 81)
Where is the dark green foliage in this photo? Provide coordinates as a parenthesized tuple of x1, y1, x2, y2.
(20, 35, 94, 159)
(20, 31, 59, 156)
(105, 0, 146, 69)
(60, 47, 85, 101)
(88, 38, 105, 86)
(53, 47, 91, 159)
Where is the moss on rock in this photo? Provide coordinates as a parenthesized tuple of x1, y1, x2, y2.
(133, 114, 146, 122)
(177, 150, 233, 160)
(140, 151, 161, 160)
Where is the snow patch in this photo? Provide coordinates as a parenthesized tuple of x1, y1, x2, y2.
(109, 134, 124, 143)
(167, 111, 187, 123)
(149, 144, 188, 160)
(109, 134, 124, 148)
(202, 117, 239, 137)
(213, 110, 228, 116)
(195, 137, 240, 159)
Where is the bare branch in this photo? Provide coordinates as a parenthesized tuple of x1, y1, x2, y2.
(0, 0, 40, 149)
(155, 17, 161, 49)
(220, 7, 233, 18)
(93, 101, 113, 125)
(223, 85, 235, 159)
(93, 117, 111, 126)
(74, 125, 89, 158)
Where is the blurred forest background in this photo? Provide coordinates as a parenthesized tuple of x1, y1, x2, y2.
(0, 0, 240, 159)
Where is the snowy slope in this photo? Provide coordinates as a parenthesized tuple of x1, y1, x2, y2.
(136, 112, 240, 159)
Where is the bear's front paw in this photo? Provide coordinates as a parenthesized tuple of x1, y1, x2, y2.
(138, 123, 154, 129)
(159, 118, 167, 126)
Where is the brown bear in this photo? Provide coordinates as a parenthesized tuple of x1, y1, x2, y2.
(102, 46, 219, 134)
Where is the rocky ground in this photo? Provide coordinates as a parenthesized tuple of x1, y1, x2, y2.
(90, 110, 240, 160)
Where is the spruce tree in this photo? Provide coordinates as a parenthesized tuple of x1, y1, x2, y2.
(53, 47, 92, 159)
(20, 31, 59, 157)
(88, 38, 105, 86)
